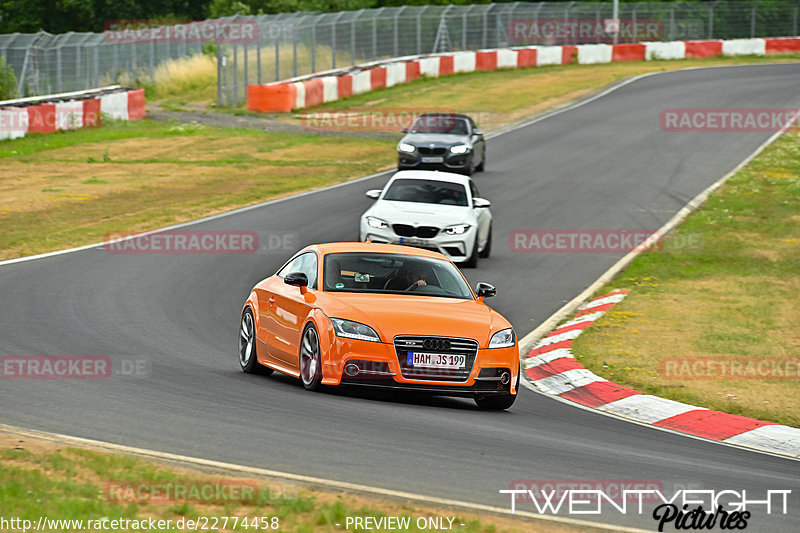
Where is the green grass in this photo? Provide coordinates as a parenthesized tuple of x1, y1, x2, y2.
(0, 440, 577, 533)
(572, 129, 800, 427)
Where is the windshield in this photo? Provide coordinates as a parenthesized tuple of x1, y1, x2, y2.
(323, 252, 474, 299)
(382, 179, 468, 206)
(410, 115, 469, 135)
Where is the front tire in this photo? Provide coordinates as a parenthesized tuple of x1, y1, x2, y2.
(478, 224, 492, 258)
(239, 308, 272, 375)
(462, 234, 479, 268)
(474, 369, 519, 410)
(476, 149, 485, 172)
(300, 323, 323, 391)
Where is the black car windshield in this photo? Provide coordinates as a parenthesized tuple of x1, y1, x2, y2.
(382, 179, 468, 206)
(410, 116, 469, 135)
(323, 252, 474, 299)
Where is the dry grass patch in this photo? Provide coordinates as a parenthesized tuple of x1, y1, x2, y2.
(572, 129, 800, 427)
(0, 122, 395, 259)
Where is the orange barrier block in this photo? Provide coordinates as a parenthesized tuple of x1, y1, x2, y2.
(303, 78, 325, 107)
(439, 55, 454, 75)
(685, 40, 722, 58)
(337, 75, 353, 100)
(612, 43, 646, 62)
(517, 48, 537, 68)
(127, 88, 146, 120)
(247, 84, 295, 113)
(82, 97, 102, 127)
(370, 67, 387, 90)
(475, 51, 497, 71)
(562, 45, 578, 64)
(765, 37, 800, 53)
(406, 61, 421, 82)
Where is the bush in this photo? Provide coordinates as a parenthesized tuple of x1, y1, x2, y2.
(0, 57, 18, 100)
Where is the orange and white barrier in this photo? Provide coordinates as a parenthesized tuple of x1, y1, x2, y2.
(248, 37, 800, 113)
(0, 87, 145, 140)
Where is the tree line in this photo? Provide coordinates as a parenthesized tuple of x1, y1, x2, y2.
(0, 0, 767, 35)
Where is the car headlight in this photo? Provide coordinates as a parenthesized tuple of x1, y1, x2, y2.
(398, 142, 416, 153)
(366, 216, 388, 229)
(489, 328, 516, 349)
(443, 223, 471, 235)
(331, 318, 381, 343)
(449, 144, 470, 154)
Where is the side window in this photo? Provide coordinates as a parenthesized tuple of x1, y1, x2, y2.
(277, 252, 318, 289)
(470, 118, 478, 131)
(470, 180, 480, 200)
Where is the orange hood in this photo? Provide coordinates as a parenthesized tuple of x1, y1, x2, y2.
(315, 292, 512, 347)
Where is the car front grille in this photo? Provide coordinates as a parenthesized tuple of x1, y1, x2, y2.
(393, 335, 478, 382)
(418, 147, 447, 155)
(392, 224, 439, 238)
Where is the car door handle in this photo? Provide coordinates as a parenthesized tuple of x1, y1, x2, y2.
(268, 297, 276, 307)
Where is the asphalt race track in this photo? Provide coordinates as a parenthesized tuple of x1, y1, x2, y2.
(2, 64, 800, 531)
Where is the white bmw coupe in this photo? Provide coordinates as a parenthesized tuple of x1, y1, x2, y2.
(360, 170, 493, 267)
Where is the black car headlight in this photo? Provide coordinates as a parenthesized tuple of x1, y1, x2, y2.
(489, 328, 515, 349)
(331, 318, 381, 342)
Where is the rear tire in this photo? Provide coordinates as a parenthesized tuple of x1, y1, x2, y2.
(239, 307, 273, 375)
(462, 235, 479, 268)
(478, 225, 492, 258)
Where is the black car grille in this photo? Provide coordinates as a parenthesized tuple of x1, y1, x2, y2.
(392, 224, 439, 238)
(394, 335, 478, 382)
(418, 147, 447, 155)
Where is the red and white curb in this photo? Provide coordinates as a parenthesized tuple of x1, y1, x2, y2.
(247, 36, 800, 113)
(523, 289, 800, 459)
(0, 86, 145, 141)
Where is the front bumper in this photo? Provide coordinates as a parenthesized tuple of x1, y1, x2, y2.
(321, 337, 519, 396)
(397, 150, 470, 172)
(361, 222, 476, 262)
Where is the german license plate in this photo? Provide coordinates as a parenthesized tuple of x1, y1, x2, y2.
(421, 156, 444, 163)
(399, 237, 425, 246)
(407, 352, 466, 369)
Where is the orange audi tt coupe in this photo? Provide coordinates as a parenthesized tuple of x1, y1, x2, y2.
(238, 242, 520, 409)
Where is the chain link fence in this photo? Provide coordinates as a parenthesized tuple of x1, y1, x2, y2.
(218, 1, 800, 106)
(0, 2, 798, 105)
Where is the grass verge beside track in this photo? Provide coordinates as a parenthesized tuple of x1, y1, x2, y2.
(571, 129, 800, 428)
(0, 121, 395, 260)
(0, 432, 590, 533)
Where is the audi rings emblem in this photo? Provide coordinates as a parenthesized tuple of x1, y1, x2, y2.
(423, 338, 450, 351)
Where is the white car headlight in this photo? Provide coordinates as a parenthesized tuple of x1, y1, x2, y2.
(489, 328, 516, 349)
(331, 318, 381, 343)
(366, 216, 388, 229)
(449, 144, 470, 154)
(443, 223, 471, 235)
(398, 142, 416, 153)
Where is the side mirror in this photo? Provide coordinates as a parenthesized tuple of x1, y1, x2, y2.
(401, 127, 408, 133)
(473, 197, 491, 208)
(365, 189, 381, 200)
(284, 272, 308, 288)
(476, 282, 496, 300)
(473, 129, 483, 136)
